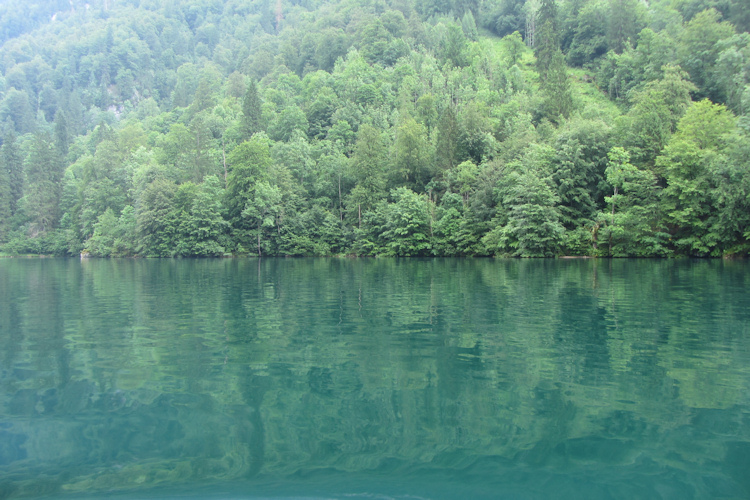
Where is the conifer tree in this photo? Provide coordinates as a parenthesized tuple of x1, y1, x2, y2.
(436, 107, 459, 173)
(54, 112, 70, 159)
(241, 80, 262, 140)
(1, 131, 24, 217)
(0, 150, 10, 240)
(607, 0, 643, 54)
(21, 134, 62, 233)
(535, 0, 560, 80)
(542, 50, 573, 121)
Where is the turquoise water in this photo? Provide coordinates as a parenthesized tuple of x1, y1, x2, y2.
(1, 258, 749, 499)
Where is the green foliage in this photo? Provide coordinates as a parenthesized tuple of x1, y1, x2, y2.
(484, 0, 526, 38)
(226, 133, 273, 228)
(356, 187, 434, 257)
(86, 206, 138, 257)
(678, 8, 737, 102)
(607, 0, 646, 54)
(268, 105, 308, 142)
(175, 176, 228, 257)
(598, 147, 668, 256)
(279, 205, 347, 256)
(0, 89, 35, 134)
(597, 27, 678, 101)
(21, 134, 63, 235)
(431, 192, 467, 256)
(347, 124, 387, 222)
(448, 160, 480, 205)
(462, 11, 480, 41)
(566, 0, 609, 67)
(458, 103, 493, 164)
(436, 106, 460, 173)
(710, 130, 750, 255)
(0, 0, 748, 258)
(381, 187, 433, 257)
(359, 18, 395, 66)
(392, 118, 434, 192)
(241, 80, 262, 140)
(502, 31, 527, 66)
(441, 24, 469, 68)
(540, 49, 574, 122)
(1, 132, 23, 221)
(713, 33, 750, 115)
(487, 169, 565, 257)
(535, 15, 560, 80)
(659, 99, 737, 256)
(0, 150, 9, 240)
(551, 118, 612, 229)
(242, 180, 283, 256)
(136, 177, 178, 257)
(618, 65, 697, 167)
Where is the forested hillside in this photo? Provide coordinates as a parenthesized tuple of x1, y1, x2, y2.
(0, 0, 748, 257)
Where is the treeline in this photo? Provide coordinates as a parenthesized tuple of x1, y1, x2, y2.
(0, 0, 749, 257)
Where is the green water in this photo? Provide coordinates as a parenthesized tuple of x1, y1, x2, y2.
(1, 258, 749, 500)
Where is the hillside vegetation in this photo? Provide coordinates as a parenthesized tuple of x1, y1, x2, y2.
(0, 0, 749, 257)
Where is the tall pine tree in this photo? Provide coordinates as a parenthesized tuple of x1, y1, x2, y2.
(241, 80, 262, 140)
(1, 131, 24, 218)
(535, 0, 559, 80)
(436, 106, 459, 173)
(607, 0, 643, 54)
(22, 134, 63, 234)
(54, 112, 70, 159)
(0, 147, 10, 240)
(542, 50, 573, 122)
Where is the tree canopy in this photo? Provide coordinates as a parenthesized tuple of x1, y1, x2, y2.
(1, 0, 749, 258)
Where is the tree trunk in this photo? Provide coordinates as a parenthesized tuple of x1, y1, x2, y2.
(609, 186, 617, 256)
(338, 173, 343, 221)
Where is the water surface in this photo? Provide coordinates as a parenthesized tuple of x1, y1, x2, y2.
(1, 258, 749, 499)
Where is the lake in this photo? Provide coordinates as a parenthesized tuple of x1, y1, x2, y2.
(1, 258, 749, 499)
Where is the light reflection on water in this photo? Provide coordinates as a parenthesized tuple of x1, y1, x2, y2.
(1, 258, 749, 499)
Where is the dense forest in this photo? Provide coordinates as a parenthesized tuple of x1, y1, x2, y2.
(0, 0, 748, 257)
